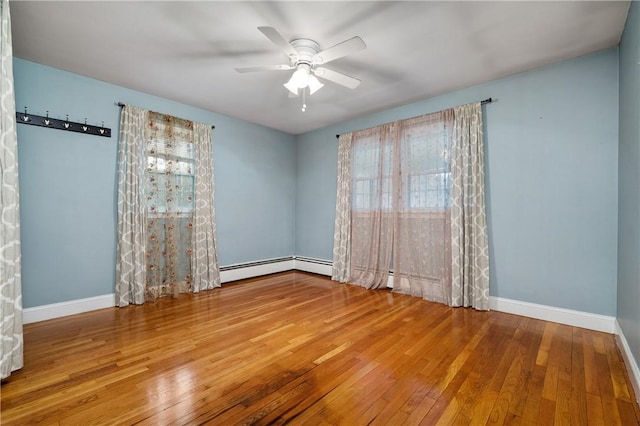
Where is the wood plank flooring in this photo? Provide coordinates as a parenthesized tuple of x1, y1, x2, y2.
(1, 271, 639, 425)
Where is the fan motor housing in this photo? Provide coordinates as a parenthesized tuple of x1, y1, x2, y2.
(290, 38, 321, 65)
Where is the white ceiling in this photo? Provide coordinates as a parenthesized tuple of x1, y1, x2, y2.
(10, 1, 630, 135)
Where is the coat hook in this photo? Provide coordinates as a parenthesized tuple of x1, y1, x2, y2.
(20, 107, 30, 122)
(16, 110, 111, 137)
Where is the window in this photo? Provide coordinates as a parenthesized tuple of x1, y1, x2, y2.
(116, 105, 221, 305)
(352, 139, 393, 211)
(145, 125, 195, 215)
(350, 120, 451, 212)
(404, 128, 451, 211)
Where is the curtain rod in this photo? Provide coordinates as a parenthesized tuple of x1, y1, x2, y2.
(336, 97, 494, 138)
(117, 102, 215, 129)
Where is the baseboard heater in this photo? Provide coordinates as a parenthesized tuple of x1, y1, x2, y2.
(219, 256, 295, 271)
(294, 256, 332, 266)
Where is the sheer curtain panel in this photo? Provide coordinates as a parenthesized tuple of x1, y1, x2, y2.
(392, 110, 454, 304)
(0, 0, 23, 379)
(144, 112, 196, 299)
(347, 125, 397, 289)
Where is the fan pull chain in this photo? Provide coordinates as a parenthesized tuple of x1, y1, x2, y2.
(301, 88, 307, 112)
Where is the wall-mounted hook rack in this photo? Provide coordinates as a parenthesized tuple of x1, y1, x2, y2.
(16, 108, 111, 138)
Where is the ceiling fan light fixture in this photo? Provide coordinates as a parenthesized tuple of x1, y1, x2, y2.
(308, 75, 324, 95)
(284, 66, 310, 94)
(284, 64, 324, 95)
(238, 26, 366, 102)
(285, 64, 324, 96)
(291, 67, 310, 88)
(284, 79, 299, 95)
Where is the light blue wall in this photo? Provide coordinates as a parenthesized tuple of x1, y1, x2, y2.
(14, 59, 296, 308)
(15, 47, 622, 318)
(296, 48, 619, 316)
(618, 1, 640, 372)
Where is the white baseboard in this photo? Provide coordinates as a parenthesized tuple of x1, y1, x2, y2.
(489, 296, 616, 334)
(24, 294, 116, 324)
(23, 258, 296, 324)
(292, 258, 618, 334)
(22, 257, 618, 338)
(615, 319, 640, 404)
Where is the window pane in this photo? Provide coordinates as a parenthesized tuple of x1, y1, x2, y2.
(351, 133, 393, 211)
(408, 172, 450, 210)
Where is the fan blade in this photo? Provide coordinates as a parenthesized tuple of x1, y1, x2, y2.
(258, 26, 298, 58)
(313, 67, 361, 89)
(312, 36, 366, 65)
(235, 64, 293, 73)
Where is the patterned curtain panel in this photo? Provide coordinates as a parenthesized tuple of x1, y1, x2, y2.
(0, 0, 24, 379)
(145, 112, 195, 300)
(191, 122, 221, 292)
(115, 105, 148, 306)
(331, 133, 353, 283)
(392, 110, 455, 304)
(450, 103, 490, 310)
(116, 108, 220, 304)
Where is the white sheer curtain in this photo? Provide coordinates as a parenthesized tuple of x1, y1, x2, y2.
(115, 107, 221, 305)
(332, 102, 489, 310)
(392, 110, 454, 304)
(0, 0, 23, 379)
(348, 124, 397, 289)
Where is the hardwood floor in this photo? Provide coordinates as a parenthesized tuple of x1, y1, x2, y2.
(2, 271, 639, 425)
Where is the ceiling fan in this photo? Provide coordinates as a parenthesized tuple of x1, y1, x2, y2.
(235, 26, 366, 111)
